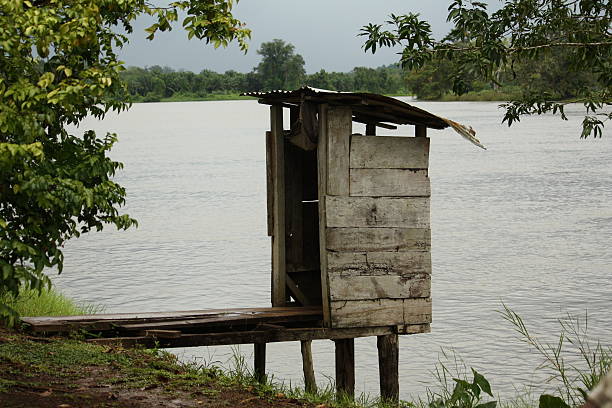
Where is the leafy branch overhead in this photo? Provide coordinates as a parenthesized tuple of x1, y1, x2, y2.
(0, 0, 249, 323)
(361, 0, 611, 137)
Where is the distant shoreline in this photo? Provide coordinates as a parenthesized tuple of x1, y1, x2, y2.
(129, 90, 518, 104)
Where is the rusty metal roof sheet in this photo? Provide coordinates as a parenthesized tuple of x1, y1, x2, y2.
(242, 86, 485, 149)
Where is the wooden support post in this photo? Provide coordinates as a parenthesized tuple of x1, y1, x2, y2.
(334, 338, 355, 398)
(377, 333, 399, 402)
(415, 124, 427, 138)
(301, 340, 317, 393)
(366, 123, 376, 136)
(270, 104, 286, 307)
(254, 342, 266, 382)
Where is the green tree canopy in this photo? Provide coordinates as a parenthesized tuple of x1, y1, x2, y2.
(361, 0, 611, 137)
(0, 0, 250, 322)
(255, 39, 306, 90)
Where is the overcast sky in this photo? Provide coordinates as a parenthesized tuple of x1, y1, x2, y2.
(118, 1, 500, 74)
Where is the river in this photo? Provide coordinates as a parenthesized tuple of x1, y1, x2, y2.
(57, 99, 612, 401)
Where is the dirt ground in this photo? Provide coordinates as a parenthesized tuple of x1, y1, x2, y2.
(0, 328, 319, 408)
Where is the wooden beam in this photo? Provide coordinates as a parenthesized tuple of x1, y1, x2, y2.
(334, 338, 355, 398)
(377, 334, 399, 402)
(365, 123, 376, 136)
(286, 275, 311, 306)
(317, 104, 332, 327)
(326, 106, 352, 196)
(271, 104, 286, 307)
(415, 125, 427, 138)
(352, 117, 397, 130)
(87, 326, 403, 348)
(301, 340, 317, 393)
(265, 131, 274, 236)
(254, 343, 267, 382)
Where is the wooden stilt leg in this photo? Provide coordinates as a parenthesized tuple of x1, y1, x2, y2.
(300, 340, 317, 393)
(377, 333, 399, 402)
(254, 342, 266, 382)
(334, 338, 355, 398)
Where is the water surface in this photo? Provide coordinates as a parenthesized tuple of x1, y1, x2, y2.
(57, 99, 612, 400)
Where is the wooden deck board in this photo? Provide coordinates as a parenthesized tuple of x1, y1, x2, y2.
(21, 306, 323, 333)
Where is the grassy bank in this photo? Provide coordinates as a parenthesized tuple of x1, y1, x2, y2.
(1, 290, 609, 408)
(0, 287, 99, 317)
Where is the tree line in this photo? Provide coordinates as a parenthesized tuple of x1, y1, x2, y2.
(121, 39, 407, 101)
(122, 38, 604, 104)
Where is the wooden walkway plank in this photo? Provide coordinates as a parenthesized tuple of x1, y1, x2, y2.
(21, 306, 323, 333)
(87, 326, 402, 348)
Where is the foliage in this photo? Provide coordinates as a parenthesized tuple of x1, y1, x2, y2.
(0, 0, 249, 322)
(120, 62, 408, 101)
(361, 0, 612, 137)
(0, 286, 100, 319)
(255, 39, 306, 91)
(501, 304, 612, 407)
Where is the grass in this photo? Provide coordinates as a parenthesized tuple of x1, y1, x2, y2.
(1, 290, 609, 408)
(0, 286, 100, 317)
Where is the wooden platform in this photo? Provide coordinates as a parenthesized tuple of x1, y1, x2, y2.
(21, 306, 429, 348)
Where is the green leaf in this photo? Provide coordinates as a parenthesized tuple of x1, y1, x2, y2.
(539, 395, 571, 408)
(475, 402, 497, 408)
(472, 369, 493, 397)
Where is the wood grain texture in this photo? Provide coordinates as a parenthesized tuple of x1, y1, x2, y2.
(265, 131, 274, 236)
(317, 104, 332, 326)
(350, 135, 429, 169)
(350, 169, 430, 197)
(326, 106, 352, 196)
(328, 274, 430, 301)
(326, 196, 430, 228)
(377, 334, 399, 402)
(326, 228, 431, 252)
(271, 104, 286, 307)
(301, 340, 317, 393)
(330, 298, 431, 328)
(334, 338, 355, 397)
(86, 325, 432, 349)
(325, 251, 432, 276)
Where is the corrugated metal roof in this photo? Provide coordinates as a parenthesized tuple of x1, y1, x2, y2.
(242, 86, 485, 149)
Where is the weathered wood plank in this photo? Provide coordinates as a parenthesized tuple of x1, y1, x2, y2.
(317, 104, 332, 326)
(87, 326, 402, 348)
(23, 306, 323, 333)
(330, 298, 431, 328)
(328, 274, 430, 301)
(265, 131, 274, 236)
(326, 106, 352, 196)
(377, 334, 399, 402)
(327, 252, 431, 275)
(284, 143, 304, 277)
(334, 338, 355, 398)
(326, 196, 430, 228)
(350, 169, 430, 197)
(350, 135, 430, 169)
(326, 228, 431, 252)
(271, 104, 286, 306)
(301, 340, 317, 393)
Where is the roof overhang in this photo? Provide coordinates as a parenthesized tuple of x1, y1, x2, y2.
(242, 86, 485, 149)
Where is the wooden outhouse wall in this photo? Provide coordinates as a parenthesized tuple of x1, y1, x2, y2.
(318, 105, 432, 329)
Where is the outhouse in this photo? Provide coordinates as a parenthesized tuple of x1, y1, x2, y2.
(245, 87, 483, 332)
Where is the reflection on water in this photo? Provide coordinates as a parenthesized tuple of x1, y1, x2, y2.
(57, 100, 612, 400)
